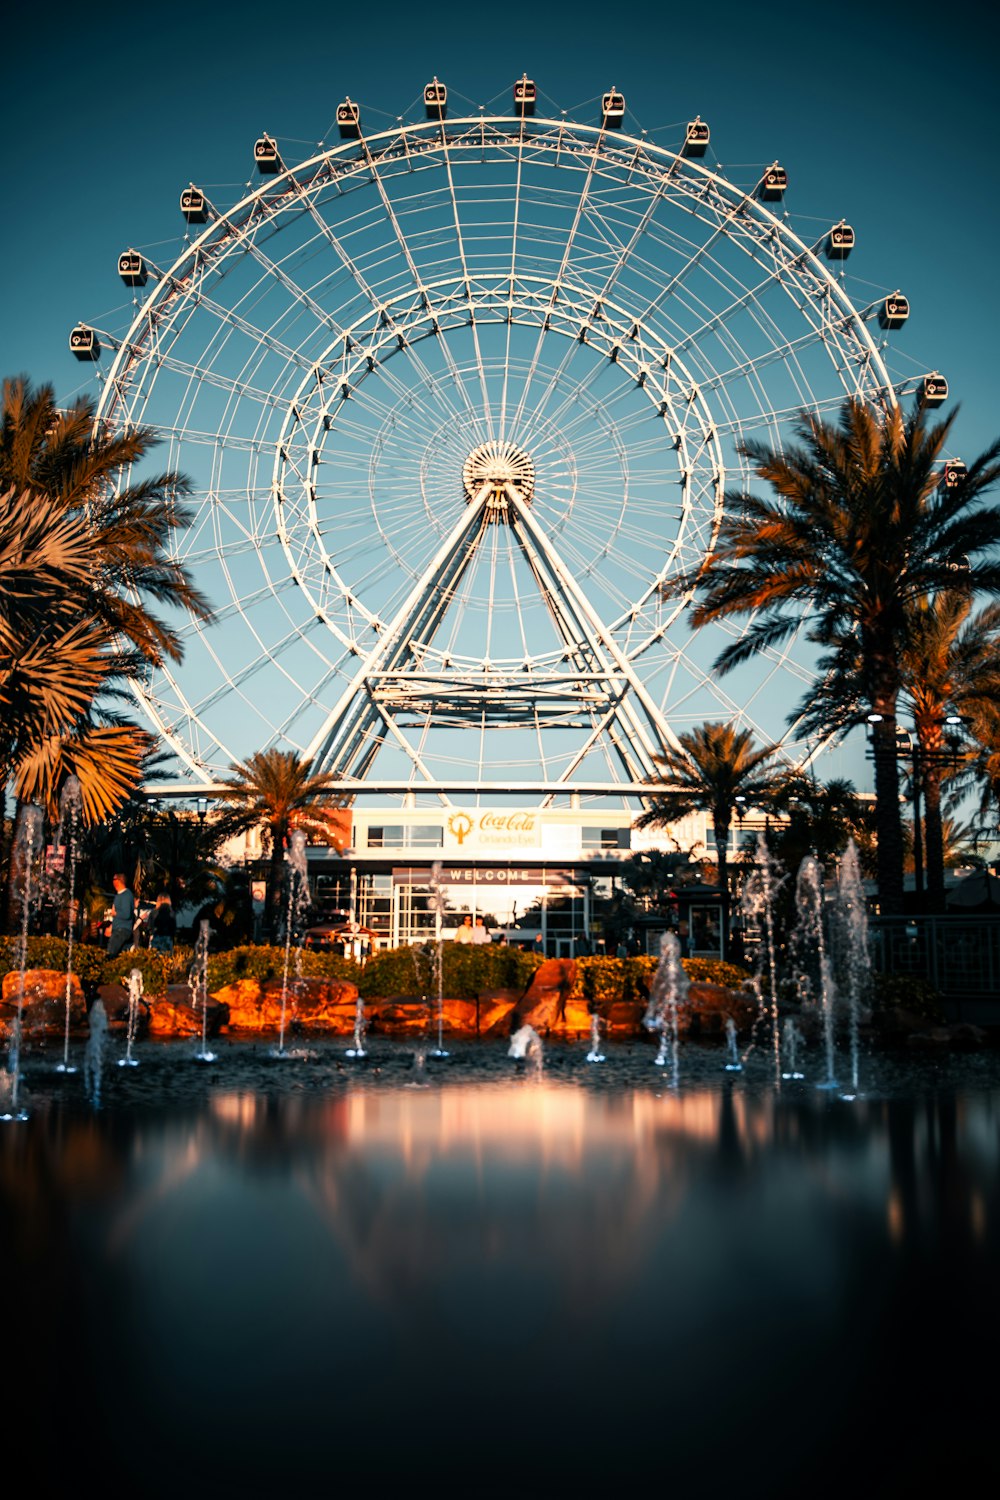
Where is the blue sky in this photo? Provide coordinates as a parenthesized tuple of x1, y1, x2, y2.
(3, 0, 999, 799)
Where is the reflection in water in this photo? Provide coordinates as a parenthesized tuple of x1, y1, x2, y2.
(2, 1066, 998, 1496)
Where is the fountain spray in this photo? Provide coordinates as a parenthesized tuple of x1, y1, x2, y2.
(56, 775, 83, 1075)
(3, 805, 44, 1120)
(794, 855, 838, 1090)
(189, 919, 216, 1063)
(644, 931, 688, 1089)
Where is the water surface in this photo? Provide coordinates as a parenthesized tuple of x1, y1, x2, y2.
(3, 1038, 997, 1495)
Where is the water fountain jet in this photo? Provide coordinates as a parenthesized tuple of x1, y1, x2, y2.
(55, 775, 83, 1075)
(2, 804, 44, 1121)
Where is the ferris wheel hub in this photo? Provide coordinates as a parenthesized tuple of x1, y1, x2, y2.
(462, 440, 535, 512)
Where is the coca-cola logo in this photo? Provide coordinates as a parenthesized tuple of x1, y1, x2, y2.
(447, 812, 474, 845)
(479, 812, 536, 833)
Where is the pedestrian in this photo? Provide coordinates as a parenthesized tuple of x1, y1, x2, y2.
(106, 873, 136, 959)
(455, 914, 474, 944)
(471, 916, 490, 945)
(150, 893, 176, 955)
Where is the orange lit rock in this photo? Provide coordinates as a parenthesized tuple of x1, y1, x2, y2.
(147, 983, 229, 1038)
(682, 980, 756, 1036)
(221, 976, 359, 1033)
(511, 957, 577, 1033)
(0, 969, 87, 1035)
(478, 990, 519, 1035)
(368, 997, 478, 1036)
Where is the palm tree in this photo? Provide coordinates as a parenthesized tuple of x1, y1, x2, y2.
(0, 486, 106, 772)
(1, 376, 211, 925)
(215, 750, 343, 934)
(0, 377, 212, 670)
(0, 378, 212, 791)
(770, 775, 875, 876)
(676, 397, 1000, 915)
(899, 594, 1000, 910)
(635, 722, 790, 959)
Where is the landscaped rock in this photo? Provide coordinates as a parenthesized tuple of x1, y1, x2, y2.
(477, 989, 519, 1035)
(221, 975, 360, 1033)
(147, 983, 228, 1038)
(0, 968, 87, 1035)
(511, 958, 577, 1033)
(96, 981, 153, 1036)
(682, 980, 757, 1037)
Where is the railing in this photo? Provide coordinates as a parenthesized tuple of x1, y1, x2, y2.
(871, 916, 1000, 1013)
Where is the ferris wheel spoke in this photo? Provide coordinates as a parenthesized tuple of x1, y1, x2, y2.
(510, 130, 609, 434)
(433, 125, 496, 438)
(499, 124, 528, 441)
(284, 177, 477, 440)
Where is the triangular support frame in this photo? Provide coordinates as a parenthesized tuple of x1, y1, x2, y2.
(303, 480, 682, 801)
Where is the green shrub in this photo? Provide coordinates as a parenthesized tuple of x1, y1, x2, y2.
(359, 942, 542, 1000)
(0, 936, 106, 987)
(205, 944, 359, 993)
(570, 953, 751, 1009)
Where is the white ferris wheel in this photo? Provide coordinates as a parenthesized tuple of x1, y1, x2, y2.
(72, 78, 937, 805)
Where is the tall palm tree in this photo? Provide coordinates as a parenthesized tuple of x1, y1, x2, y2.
(215, 750, 343, 933)
(635, 722, 790, 959)
(1, 376, 211, 925)
(0, 377, 212, 668)
(899, 594, 1000, 910)
(676, 397, 1000, 915)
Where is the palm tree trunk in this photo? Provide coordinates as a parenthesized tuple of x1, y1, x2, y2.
(922, 759, 946, 914)
(714, 816, 731, 961)
(268, 817, 287, 940)
(871, 711, 905, 916)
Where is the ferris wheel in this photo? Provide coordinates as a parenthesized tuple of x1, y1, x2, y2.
(72, 78, 934, 804)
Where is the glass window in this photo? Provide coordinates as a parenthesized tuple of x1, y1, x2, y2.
(582, 827, 620, 850)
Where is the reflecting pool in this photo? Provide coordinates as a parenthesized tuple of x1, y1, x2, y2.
(3, 1039, 998, 1496)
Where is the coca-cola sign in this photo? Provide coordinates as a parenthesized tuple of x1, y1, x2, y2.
(445, 811, 540, 849)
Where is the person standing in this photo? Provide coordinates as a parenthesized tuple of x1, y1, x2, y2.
(107, 873, 135, 959)
(455, 914, 474, 944)
(150, 893, 176, 955)
(471, 916, 490, 945)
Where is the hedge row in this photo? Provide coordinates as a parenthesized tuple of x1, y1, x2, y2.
(2, 936, 750, 1005)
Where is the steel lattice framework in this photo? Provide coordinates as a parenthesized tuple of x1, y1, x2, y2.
(76, 95, 920, 804)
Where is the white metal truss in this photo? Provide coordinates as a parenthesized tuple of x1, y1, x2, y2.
(75, 100, 920, 802)
(303, 469, 682, 798)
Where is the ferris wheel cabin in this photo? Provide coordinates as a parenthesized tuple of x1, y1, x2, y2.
(825, 221, 855, 259)
(601, 91, 625, 128)
(118, 250, 147, 287)
(682, 118, 710, 157)
(759, 163, 787, 201)
(254, 135, 282, 173)
(337, 99, 361, 139)
(921, 372, 948, 407)
(180, 187, 208, 224)
(424, 79, 447, 119)
(877, 292, 909, 330)
(513, 76, 536, 116)
(69, 325, 100, 361)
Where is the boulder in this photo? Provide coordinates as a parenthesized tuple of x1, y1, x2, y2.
(0, 968, 87, 1036)
(219, 975, 359, 1034)
(682, 980, 757, 1037)
(147, 983, 228, 1038)
(96, 981, 153, 1036)
(511, 958, 577, 1033)
(477, 989, 519, 1035)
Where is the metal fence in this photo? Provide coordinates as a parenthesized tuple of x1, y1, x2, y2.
(871, 916, 1000, 1015)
